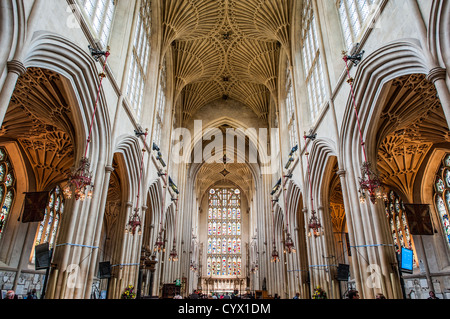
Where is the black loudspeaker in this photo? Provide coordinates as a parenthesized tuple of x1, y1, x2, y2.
(35, 243, 51, 270)
(99, 261, 111, 279)
(336, 264, 350, 281)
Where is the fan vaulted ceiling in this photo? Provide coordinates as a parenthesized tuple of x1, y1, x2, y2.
(162, 0, 293, 122)
(377, 74, 450, 201)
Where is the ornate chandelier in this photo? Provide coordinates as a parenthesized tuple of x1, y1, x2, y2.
(284, 232, 296, 254)
(168, 240, 178, 262)
(308, 210, 322, 238)
(154, 232, 165, 253)
(304, 133, 322, 237)
(270, 198, 280, 262)
(125, 207, 143, 236)
(271, 243, 280, 263)
(126, 129, 148, 236)
(64, 46, 110, 201)
(63, 157, 94, 201)
(343, 50, 385, 204)
(280, 145, 297, 255)
(358, 161, 384, 204)
(168, 204, 180, 261)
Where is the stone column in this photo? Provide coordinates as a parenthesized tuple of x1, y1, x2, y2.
(409, 0, 450, 129)
(0, 60, 26, 126)
(427, 67, 450, 125)
(303, 207, 314, 296)
(121, 201, 134, 290)
(336, 168, 364, 297)
(0, 0, 15, 82)
(83, 164, 115, 299)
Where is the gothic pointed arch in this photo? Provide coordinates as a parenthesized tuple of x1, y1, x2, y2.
(339, 40, 429, 167)
(23, 32, 113, 166)
(428, 0, 450, 71)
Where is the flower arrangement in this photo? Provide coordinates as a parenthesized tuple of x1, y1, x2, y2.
(121, 285, 137, 299)
(312, 286, 327, 299)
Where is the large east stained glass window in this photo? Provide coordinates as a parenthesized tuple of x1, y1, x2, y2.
(433, 154, 450, 249)
(207, 188, 242, 277)
(0, 147, 16, 241)
(126, 0, 152, 118)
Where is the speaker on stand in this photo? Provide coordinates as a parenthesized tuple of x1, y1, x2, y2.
(98, 261, 112, 299)
(34, 243, 53, 299)
(336, 264, 350, 299)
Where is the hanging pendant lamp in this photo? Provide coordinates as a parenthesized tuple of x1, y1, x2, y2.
(304, 134, 322, 237)
(342, 50, 385, 204)
(64, 46, 110, 201)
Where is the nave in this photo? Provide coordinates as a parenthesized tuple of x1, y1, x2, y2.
(0, 0, 449, 301)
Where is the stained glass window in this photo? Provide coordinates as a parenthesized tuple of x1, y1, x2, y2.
(0, 148, 15, 241)
(384, 190, 418, 267)
(31, 186, 64, 263)
(434, 155, 450, 249)
(206, 188, 242, 277)
(436, 176, 445, 193)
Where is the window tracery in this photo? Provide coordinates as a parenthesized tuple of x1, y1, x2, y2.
(338, 0, 374, 50)
(30, 186, 65, 263)
(207, 188, 242, 277)
(78, 0, 116, 48)
(154, 61, 166, 147)
(434, 154, 450, 249)
(384, 190, 418, 267)
(285, 66, 298, 149)
(0, 148, 16, 241)
(302, 0, 326, 121)
(126, 0, 152, 118)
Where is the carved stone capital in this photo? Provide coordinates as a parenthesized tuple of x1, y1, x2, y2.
(336, 169, 346, 177)
(105, 165, 115, 173)
(427, 67, 447, 84)
(7, 60, 27, 76)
